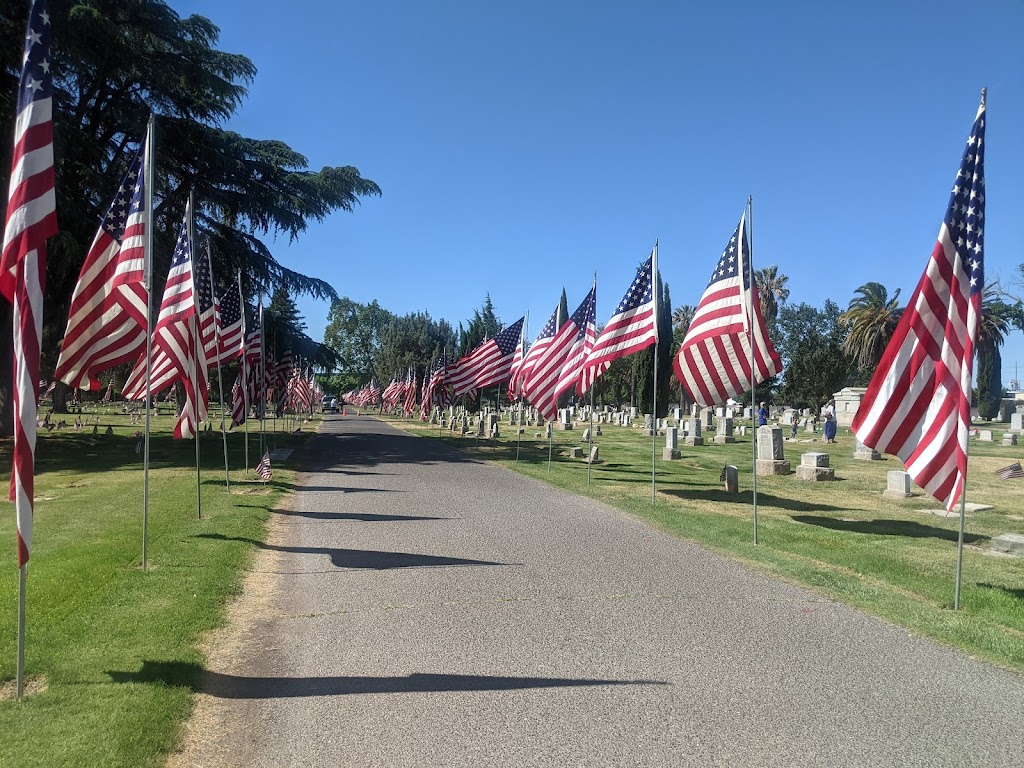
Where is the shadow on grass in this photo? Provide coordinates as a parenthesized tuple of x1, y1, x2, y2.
(791, 515, 987, 544)
(194, 533, 512, 570)
(271, 510, 454, 522)
(106, 661, 668, 698)
(662, 489, 847, 513)
(977, 582, 1024, 601)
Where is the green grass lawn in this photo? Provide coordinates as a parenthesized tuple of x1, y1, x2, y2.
(388, 414, 1024, 673)
(0, 404, 319, 768)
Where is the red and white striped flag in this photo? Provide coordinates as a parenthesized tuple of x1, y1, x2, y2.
(151, 200, 207, 439)
(521, 288, 596, 421)
(581, 248, 659, 393)
(673, 211, 781, 407)
(853, 95, 986, 511)
(515, 303, 560, 398)
(449, 316, 525, 396)
(255, 450, 272, 481)
(553, 287, 597, 402)
(1, 0, 57, 568)
(215, 272, 244, 365)
(54, 133, 149, 390)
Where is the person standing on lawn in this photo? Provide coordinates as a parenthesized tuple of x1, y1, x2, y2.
(823, 398, 837, 443)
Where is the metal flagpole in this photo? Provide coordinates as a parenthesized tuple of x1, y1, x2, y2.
(259, 301, 266, 465)
(651, 243, 659, 506)
(748, 197, 759, 545)
(954, 441, 970, 610)
(516, 312, 527, 464)
(495, 383, 501, 449)
(588, 274, 597, 485)
(189, 192, 202, 520)
(141, 115, 155, 570)
(207, 243, 230, 492)
(239, 270, 249, 475)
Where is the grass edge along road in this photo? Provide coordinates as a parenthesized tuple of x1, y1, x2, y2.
(0, 409, 318, 768)
(383, 414, 1024, 675)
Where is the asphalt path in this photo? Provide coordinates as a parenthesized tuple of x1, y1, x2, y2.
(180, 413, 1024, 767)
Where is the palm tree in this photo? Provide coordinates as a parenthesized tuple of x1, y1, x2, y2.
(672, 305, 696, 340)
(839, 282, 903, 371)
(754, 265, 790, 322)
(977, 286, 1011, 350)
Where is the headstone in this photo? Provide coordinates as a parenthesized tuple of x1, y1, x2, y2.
(545, 422, 552, 439)
(796, 451, 834, 480)
(684, 418, 703, 446)
(713, 417, 735, 444)
(743, 407, 752, 420)
(1002, 433, 1017, 447)
(1011, 413, 1023, 432)
(630, 407, 638, 418)
(883, 470, 912, 498)
(568, 446, 583, 459)
(643, 413, 654, 436)
(755, 426, 790, 475)
(673, 407, 681, 424)
(805, 419, 818, 434)
(587, 446, 600, 464)
(700, 407, 714, 430)
(738, 425, 747, 436)
(560, 409, 573, 430)
(978, 429, 993, 442)
(990, 533, 1024, 557)
(998, 399, 1015, 423)
(853, 439, 882, 461)
(721, 465, 739, 494)
(595, 426, 602, 436)
(663, 426, 681, 460)
(582, 427, 591, 443)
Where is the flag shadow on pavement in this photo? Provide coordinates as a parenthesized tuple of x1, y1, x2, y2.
(195, 534, 514, 570)
(271, 510, 456, 522)
(106, 661, 668, 698)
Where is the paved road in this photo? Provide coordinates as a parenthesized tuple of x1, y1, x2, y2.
(181, 413, 1024, 767)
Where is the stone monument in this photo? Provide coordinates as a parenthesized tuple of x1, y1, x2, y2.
(883, 470, 912, 498)
(796, 452, 834, 481)
(755, 426, 790, 475)
(684, 418, 703, 447)
(713, 417, 735, 444)
(663, 427, 681, 460)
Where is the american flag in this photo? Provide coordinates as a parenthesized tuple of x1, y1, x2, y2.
(581, 248, 659, 393)
(275, 349, 293, 416)
(255, 450, 272, 481)
(120, 247, 214, 402)
(419, 367, 430, 421)
(1, 0, 57, 568)
(995, 462, 1023, 480)
(515, 303, 561, 398)
(552, 287, 597, 402)
(230, 370, 246, 427)
(506, 322, 527, 401)
(853, 96, 986, 511)
(403, 366, 418, 415)
(673, 212, 781, 407)
(152, 200, 207, 439)
(449, 316, 525, 396)
(242, 303, 263, 417)
(215, 273, 244, 365)
(522, 288, 596, 421)
(54, 136, 148, 390)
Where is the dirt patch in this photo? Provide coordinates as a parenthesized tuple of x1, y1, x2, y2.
(165, 496, 293, 767)
(0, 675, 48, 701)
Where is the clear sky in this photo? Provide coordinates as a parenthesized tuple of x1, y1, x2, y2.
(178, 0, 1024, 384)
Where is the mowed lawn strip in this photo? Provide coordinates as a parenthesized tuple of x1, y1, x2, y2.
(0, 409, 319, 768)
(386, 415, 1024, 673)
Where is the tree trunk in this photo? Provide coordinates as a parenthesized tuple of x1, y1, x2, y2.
(52, 380, 70, 414)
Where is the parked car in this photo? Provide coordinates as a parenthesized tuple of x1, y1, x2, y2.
(321, 396, 339, 413)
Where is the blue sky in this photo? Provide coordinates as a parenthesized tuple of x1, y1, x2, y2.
(178, 0, 1024, 384)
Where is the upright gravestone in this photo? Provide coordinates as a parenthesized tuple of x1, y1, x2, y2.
(488, 413, 500, 438)
(560, 409, 573, 431)
(714, 417, 735, 444)
(722, 465, 739, 494)
(853, 439, 882, 461)
(883, 470, 912, 498)
(643, 413, 654, 437)
(588, 445, 600, 464)
(978, 429, 993, 442)
(663, 427, 681, 460)
(1012, 413, 1023, 433)
(756, 426, 790, 476)
(796, 451, 834, 481)
(582, 427, 591, 443)
(1002, 433, 1017, 447)
(684, 418, 703, 447)
(701, 407, 714, 431)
